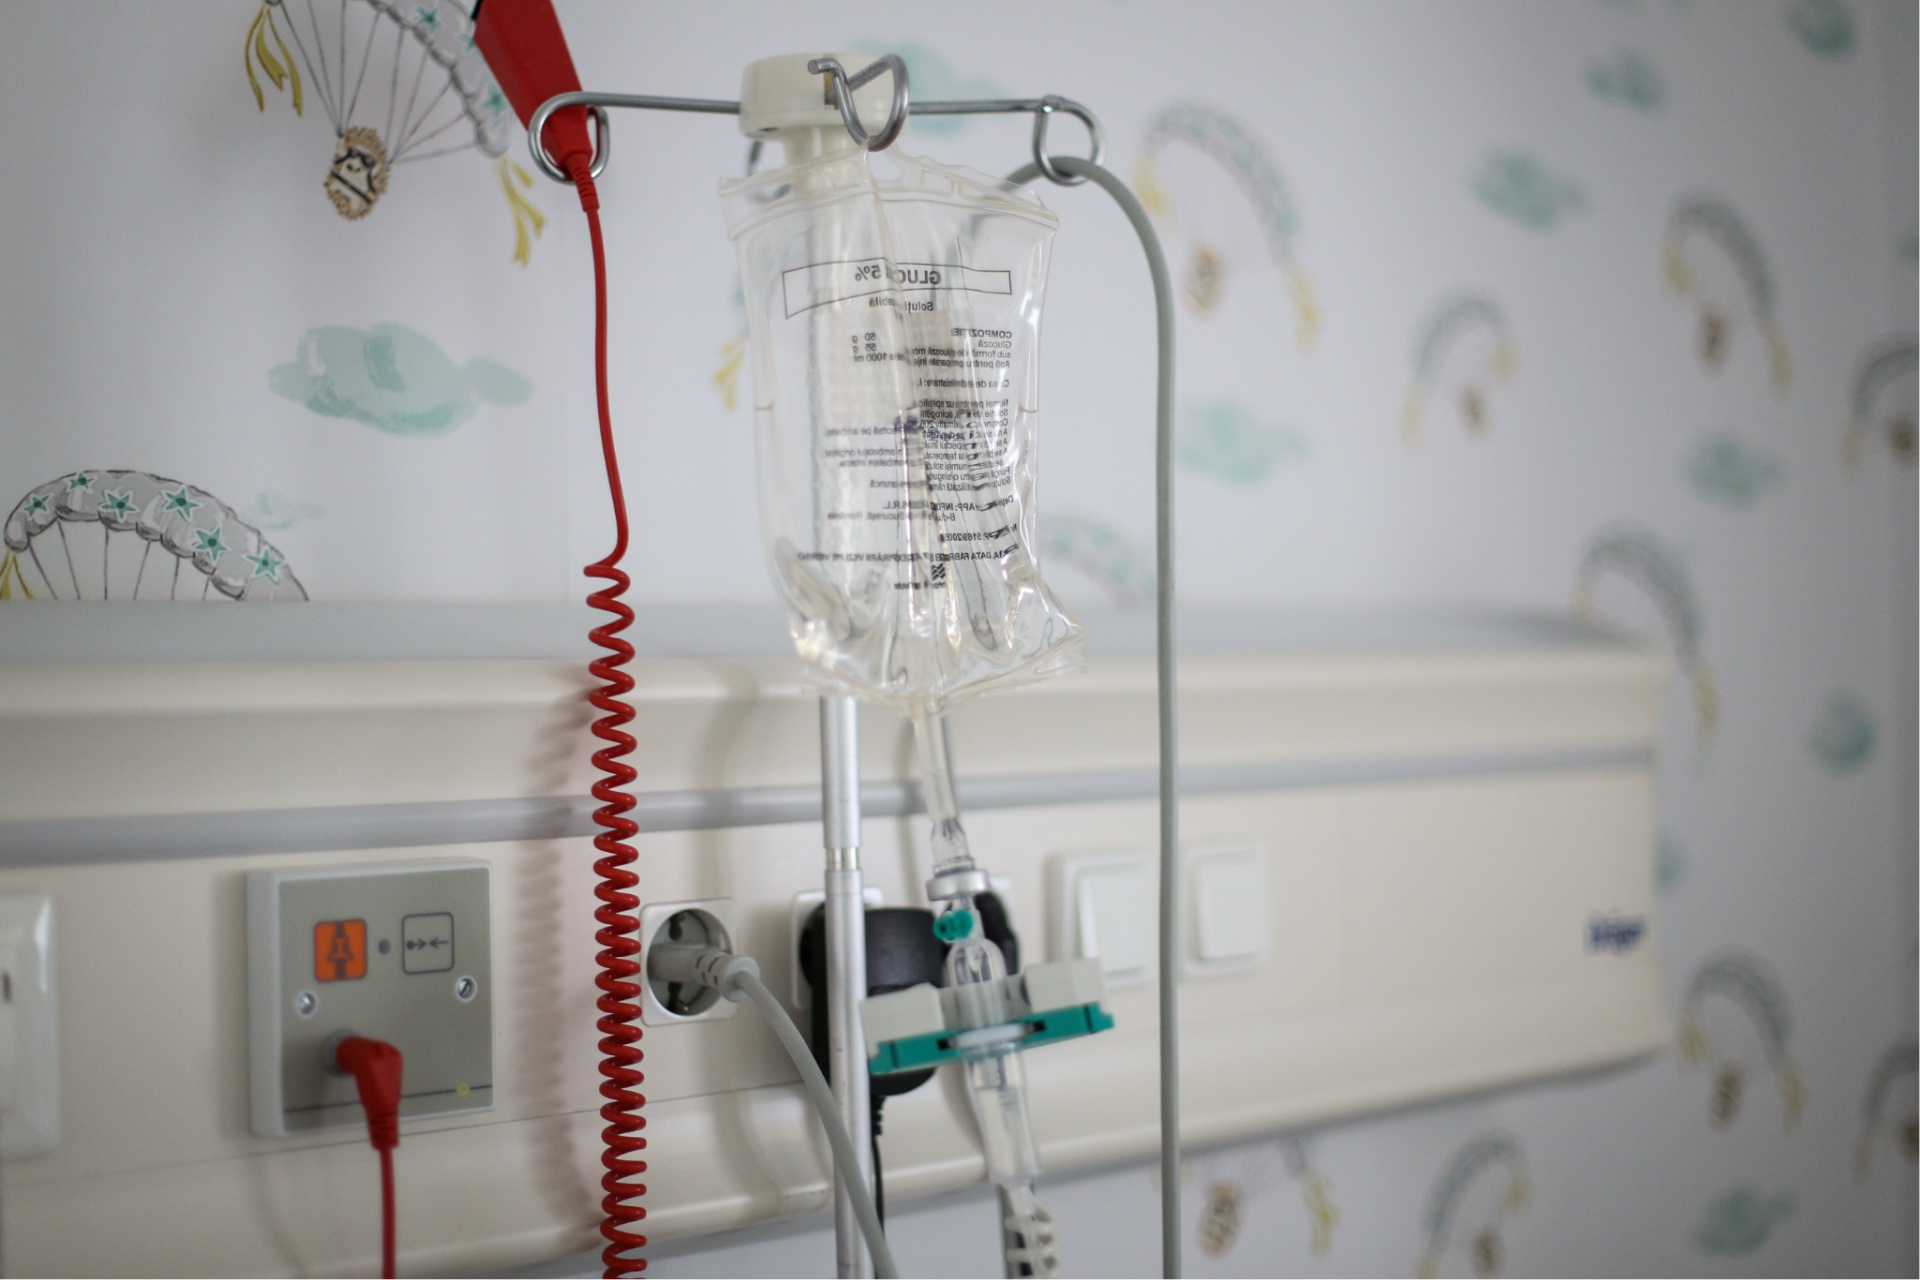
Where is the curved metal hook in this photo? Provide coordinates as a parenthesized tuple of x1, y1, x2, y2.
(526, 93, 611, 184)
(1032, 96, 1105, 186)
(806, 54, 910, 151)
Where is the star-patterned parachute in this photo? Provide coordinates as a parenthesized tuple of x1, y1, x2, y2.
(1, 471, 307, 601)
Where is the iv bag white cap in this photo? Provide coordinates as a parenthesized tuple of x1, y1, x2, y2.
(738, 53, 896, 140)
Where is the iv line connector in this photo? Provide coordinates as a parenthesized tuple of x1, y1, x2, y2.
(926, 868, 991, 903)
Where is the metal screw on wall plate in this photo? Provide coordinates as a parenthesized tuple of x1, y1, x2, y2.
(294, 990, 318, 1017)
(454, 975, 476, 1002)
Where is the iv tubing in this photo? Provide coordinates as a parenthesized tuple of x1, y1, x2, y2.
(1005, 155, 1180, 1278)
(735, 970, 900, 1279)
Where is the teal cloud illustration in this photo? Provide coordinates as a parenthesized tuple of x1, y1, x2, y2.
(1809, 692, 1876, 774)
(1471, 151, 1587, 231)
(1787, 0, 1855, 58)
(849, 41, 1000, 136)
(1177, 400, 1310, 484)
(1686, 434, 1782, 509)
(1655, 833, 1686, 894)
(270, 323, 531, 437)
(240, 490, 323, 531)
(1587, 48, 1665, 113)
(1694, 1186, 1792, 1256)
(1039, 513, 1155, 609)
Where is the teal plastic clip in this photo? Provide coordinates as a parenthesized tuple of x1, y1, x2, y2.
(868, 1001, 1115, 1076)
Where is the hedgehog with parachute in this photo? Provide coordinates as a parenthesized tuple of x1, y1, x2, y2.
(1854, 1038, 1917, 1178)
(1416, 1134, 1529, 1278)
(1678, 951, 1804, 1133)
(1402, 293, 1517, 443)
(1133, 104, 1320, 348)
(243, 0, 546, 263)
(1662, 194, 1790, 396)
(1843, 338, 1917, 469)
(1573, 526, 1718, 743)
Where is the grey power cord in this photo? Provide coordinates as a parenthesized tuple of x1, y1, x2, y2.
(648, 945, 899, 1279)
(1005, 154, 1180, 1277)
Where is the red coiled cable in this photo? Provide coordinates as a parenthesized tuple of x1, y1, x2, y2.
(565, 152, 648, 1278)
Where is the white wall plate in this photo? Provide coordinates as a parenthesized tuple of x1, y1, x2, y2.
(1183, 843, 1269, 978)
(247, 859, 492, 1138)
(1047, 848, 1155, 986)
(0, 893, 57, 1158)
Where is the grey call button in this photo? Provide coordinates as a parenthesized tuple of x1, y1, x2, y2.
(401, 912, 455, 974)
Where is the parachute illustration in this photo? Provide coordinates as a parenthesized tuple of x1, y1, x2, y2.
(1134, 104, 1320, 347)
(1038, 514, 1155, 609)
(1678, 951, 1803, 1132)
(1, 471, 307, 601)
(1416, 1134, 1529, 1278)
(1573, 526, 1718, 740)
(1663, 195, 1791, 396)
(1854, 1038, 1917, 1178)
(243, 0, 546, 263)
(1402, 294, 1517, 443)
(1189, 1138, 1339, 1260)
(1842, 338, 1917, 468)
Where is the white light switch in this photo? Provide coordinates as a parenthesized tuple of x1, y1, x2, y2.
(1187, 845, 1268, 975)
(0, 894, 57, 1157)
(1048, 850, 1154, 986)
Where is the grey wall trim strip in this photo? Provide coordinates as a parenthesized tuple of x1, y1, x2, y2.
(0, 744, 1650, 869)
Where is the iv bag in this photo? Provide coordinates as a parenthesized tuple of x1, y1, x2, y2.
(721, 149, 1083, 713)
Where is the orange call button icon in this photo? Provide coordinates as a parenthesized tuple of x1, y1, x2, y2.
(314, 919, 368, 982)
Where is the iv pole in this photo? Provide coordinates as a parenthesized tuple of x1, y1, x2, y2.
(526, 69, 1182, 1279)
(820, 694, 870, 1278)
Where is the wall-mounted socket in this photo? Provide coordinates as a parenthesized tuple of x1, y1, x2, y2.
(0, 893, 57, 1157)
(639, 899, 739, 1026)
(788, 887, 884, 1006)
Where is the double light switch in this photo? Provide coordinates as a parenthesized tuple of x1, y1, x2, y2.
(1049, 844, 1269, 982)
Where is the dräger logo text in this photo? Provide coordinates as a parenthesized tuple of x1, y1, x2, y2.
(1587, 912, 1647, 954)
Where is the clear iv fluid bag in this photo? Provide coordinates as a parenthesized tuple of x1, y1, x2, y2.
(722, 149, 1084, 713)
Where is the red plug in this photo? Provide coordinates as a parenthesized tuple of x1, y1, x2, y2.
(334, 1035, 403, 1151)
(331, 1035, 403, 1277)
(471, 0, 594, 175)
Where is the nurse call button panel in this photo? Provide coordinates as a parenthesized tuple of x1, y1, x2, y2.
(247, 858, 492, 1137)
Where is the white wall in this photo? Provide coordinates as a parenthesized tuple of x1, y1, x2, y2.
(0, 1, 1912, 1276)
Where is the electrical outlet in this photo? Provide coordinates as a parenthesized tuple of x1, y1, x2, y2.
(0, 893, 57, 1157)
(788, 886, 884, 1007)
(638, 899, 739, 1027)
(247, 859, 492, 1137)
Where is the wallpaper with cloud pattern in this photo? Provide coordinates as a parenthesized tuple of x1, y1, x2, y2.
(0, 1, 1912, 1275)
